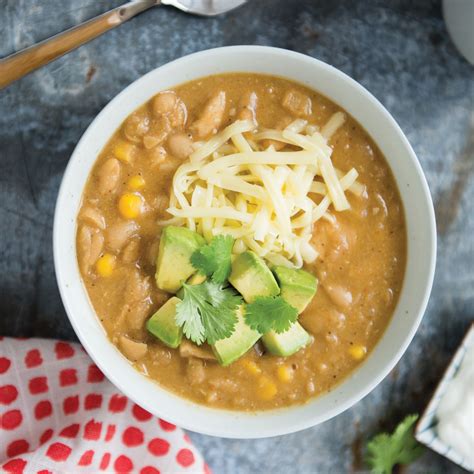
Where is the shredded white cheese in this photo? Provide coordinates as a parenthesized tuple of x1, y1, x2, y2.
(159, 114, 365, 268)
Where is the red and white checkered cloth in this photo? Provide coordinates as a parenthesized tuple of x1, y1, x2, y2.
(0, 337, 210, 474)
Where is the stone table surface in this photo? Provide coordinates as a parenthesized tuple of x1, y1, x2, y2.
(1, 0, 473, 472)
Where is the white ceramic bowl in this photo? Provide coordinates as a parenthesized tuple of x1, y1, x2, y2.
(54, 46, 436, 438)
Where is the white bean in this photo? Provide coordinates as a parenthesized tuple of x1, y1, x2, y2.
(167, 133, 194, 160)
(77, 225, 104, 272)
(98, 158, 121, 195)
(145, 115, 171, 148)
(324, 283, 353, 308)
(148, 146, 167, 167)
(143, 135, 161, 149)
(152, 91, 177, 116)
(119, 336, 147, 361)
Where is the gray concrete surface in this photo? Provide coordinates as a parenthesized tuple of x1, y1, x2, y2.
(1, 0, 473, 472)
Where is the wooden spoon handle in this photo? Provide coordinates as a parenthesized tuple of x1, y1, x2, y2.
(0, 0, 158, 89)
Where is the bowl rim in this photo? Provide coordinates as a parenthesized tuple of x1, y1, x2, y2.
(54, 45, 436, 438)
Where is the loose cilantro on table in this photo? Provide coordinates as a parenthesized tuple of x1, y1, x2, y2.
(176, 281, 241, 345)
(366, 414, 424, 474)
(191, 235, 234, 284)
(244, 296, 298, 334)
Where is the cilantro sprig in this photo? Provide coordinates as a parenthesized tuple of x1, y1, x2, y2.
(191, 235, 234, 284)
(176, 281, 242, 345)
(245, 296, 298, 334)
(179, 235, 299, 344)
(366, 414, 424, 474)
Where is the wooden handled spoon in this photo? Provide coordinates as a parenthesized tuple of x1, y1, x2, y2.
(0, 0, 247, 89)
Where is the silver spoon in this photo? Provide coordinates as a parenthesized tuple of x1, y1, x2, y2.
(0, 0, 247, 89)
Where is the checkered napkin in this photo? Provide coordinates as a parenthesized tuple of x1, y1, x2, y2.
(0, 337, 210, 474)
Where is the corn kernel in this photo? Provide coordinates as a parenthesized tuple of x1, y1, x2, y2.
(242, 360, 261, 376)
(118, 193, 143, 219)
(114, 140, 135, 163)
(277, 365, 294, 383)
(128, 175, 145, 190)
(96, 253, 116, 277)
(257, 376, 277, 401)
(349, 344, 367, 360)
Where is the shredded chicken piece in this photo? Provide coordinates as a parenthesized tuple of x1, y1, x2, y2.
(179, 339, 216, 361)
(191, 91, 226, 138)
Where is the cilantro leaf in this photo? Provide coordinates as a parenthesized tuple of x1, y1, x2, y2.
(176, 281, 241, 345)
(175, 286, 206, 345)
(244, 296, 298, 334)
(191, 235, 234, 284)
(200, 285, 242, 344)
(366, 414, 424, 474)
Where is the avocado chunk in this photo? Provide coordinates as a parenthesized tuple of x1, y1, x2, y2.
(176, 273, 207, 299)
(146, 296, 183, 348)
(262, 322, 310, 356)
(273, 266, 318, 314)
(213, 306, 261, 366)
(228, 251, 279, 303)
(155, 226, 205, 293)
